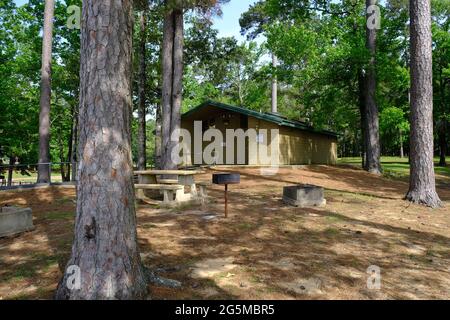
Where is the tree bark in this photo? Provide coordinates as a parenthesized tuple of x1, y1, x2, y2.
(364, 0, 382, 174)
(37, 0, 55, 184)
(137, 10, 147, 172)
(161, 5, 174, 169)
(168, 7, 183, 170)
(55, 0, 148, 299)
(161, 1, 183, 170)
(405, 0, 442, 208)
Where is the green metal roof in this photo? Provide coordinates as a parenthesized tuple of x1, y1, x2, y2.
(182, 100, 338, 138)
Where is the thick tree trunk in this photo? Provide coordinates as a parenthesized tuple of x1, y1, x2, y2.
(137, 10, 147, 172)
(55, 0, 148, 299)
(37, 0, 55, 184)
(405, 0, 442, 208)
(364, 0, 382, 174)
(271, 53, 278, 113)
(161, 2, 183, 170)
(168, 8, 183, 170)
(161, 6, 174, 169)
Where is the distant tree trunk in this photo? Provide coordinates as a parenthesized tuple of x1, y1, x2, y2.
(37, 0, 55, 184)
(55, 0, 148, 299)
(7, 156, 14, 187)
(71, 103, 78, 182)
(271, 53, 278, 113)
(405, 0, 442, 208)
(399, 129, 404, 158)
(438, 121, 447, 167)
(358, 69, 367, 169)
(137, 10, 147, 172)
(155, 102, 162, 169)
(65, 104, 76, 182)
(161, 1, 183, 170)
(364, 0, 382, 174)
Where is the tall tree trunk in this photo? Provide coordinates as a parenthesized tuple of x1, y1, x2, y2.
(161, 5, 174, 169)
(271, 53, 278, 113)
(37, 0, 55, 184)
(161, 1, 183, 170)
(71, 103, 78, 182)
(405, 0, 442, 208)
(358, 69, 367, 169)
(55, 0, 148, 299)
(137, 10, 147, 172)
(168, 7, 183, 170)
(155, 103, 162, 169)
(364, 0, 382, 174)
(7, 156, 14, 187)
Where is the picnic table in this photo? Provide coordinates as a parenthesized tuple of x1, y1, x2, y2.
(134, 170, 206, 204)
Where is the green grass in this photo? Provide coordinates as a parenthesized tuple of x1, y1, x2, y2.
(44, 211, 75, 220)
(338, 156, 450, 178)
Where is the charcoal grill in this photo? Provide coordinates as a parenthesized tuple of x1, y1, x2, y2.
(212, 173, 240, 218)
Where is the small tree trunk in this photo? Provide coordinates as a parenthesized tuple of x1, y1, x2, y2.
(55, 0, 148, 299)
(271, 53, 278, 113)
(155, 103, 162, 169)
(358, 69, 367, 169)
(71, 104, 78, 182)
(405, 0, 442, 208)
(137, 10, 147, 172)
(7, 156, 14, 187)
(399, 129, 404, 158)
(364, 0, 382, 174)
(37, 0, 55, 184)
(438, 122, 447, 167)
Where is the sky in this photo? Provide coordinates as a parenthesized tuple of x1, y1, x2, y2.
(12, 0, 258, 42)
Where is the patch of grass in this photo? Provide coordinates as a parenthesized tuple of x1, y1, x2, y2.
(55, 197, 74, 204)
(325, 215, 344, 223)
(44, 211, 74, 220)
(324, 227, 340, 237)
(338, 156, 450, 178)
(236, 223, 253, 231)
(7, 265, 36, 281)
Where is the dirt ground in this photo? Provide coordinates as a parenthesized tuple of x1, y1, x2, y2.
(0, 165, 449, 300)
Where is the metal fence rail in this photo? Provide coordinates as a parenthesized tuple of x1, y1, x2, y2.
(0, 162, 78, 189)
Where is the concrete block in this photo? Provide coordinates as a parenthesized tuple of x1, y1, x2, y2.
(283, 184, 326, 208)
(0, 206, 34, 238)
